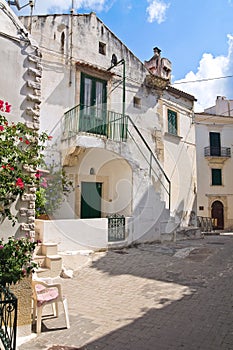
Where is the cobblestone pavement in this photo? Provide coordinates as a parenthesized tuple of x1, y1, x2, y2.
(19, 234, 233, 350)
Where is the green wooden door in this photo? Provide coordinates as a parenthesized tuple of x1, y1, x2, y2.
(81, 182, 102, 219)
(80, 73, 107, 135)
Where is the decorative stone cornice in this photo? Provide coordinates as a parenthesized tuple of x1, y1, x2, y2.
(145, 74, 169, 90)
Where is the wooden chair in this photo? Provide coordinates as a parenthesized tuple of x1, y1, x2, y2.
(32, 279, 70, 334)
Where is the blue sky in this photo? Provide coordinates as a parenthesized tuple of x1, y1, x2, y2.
(12, 0, 233, 111)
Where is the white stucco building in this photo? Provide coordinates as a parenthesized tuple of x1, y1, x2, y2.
(19, 12, 197, 250)
(195, 96, 233, 231)
(0, 0, 41, 239)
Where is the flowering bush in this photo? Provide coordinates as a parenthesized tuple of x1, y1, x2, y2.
(35, 166, 73, 218)
(0, 115, 51, 224)
(0, 236, 38, 286)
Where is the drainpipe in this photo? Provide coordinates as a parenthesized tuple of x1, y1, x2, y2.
(107, 58, 125, 117)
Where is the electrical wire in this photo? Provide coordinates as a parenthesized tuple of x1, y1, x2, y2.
(172, 74, 233, 85)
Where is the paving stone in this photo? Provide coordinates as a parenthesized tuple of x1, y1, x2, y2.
(19, 235, 233, 350)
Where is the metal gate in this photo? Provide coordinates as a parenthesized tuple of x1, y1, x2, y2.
(108, 214, 125, 242)
(0, 285, 17, 350)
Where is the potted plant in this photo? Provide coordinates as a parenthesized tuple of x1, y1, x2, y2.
(35, 166, 73, 219)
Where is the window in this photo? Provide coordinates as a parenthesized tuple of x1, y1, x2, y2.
(61, 32, 65, 53)
(99, 42, 106, 55)
(212, 169, 222, 185)
(133, 97, 141, 109)
(168, 109, 177, 135)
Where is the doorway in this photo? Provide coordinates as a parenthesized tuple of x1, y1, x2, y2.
(211, 200, 224, 230)
(80, 73, 107, 135)
(81, 182, 102, 219)
(209, 132, 221, 156)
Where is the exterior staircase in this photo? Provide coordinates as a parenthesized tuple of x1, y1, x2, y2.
(55, 107, 200, 246)
(33, 242, 62, 278)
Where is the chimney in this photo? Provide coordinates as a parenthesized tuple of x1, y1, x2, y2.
(144, 47, 171, 82)
(153, 47, 161, 57)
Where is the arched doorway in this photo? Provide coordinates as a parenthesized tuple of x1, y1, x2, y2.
(211, 200, 224, 230)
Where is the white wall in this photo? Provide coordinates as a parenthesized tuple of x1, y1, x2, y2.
(0, 1, 41, 238)
(19, 13, 197, 243)
(195, 109, 233, 229)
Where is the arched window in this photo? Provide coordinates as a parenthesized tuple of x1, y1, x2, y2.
(61, 32, 65, 53)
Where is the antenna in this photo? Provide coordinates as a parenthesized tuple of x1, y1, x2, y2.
(8, 0, 34, 11)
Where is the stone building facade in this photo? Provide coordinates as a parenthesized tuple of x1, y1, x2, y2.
(195, 96, 233, 230)
(19, 12, 197, 250)
(0, 0, 41, 240)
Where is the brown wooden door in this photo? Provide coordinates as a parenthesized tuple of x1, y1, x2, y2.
(211, 201, 224, 229)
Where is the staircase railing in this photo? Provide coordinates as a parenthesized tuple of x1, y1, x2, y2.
(125, 115, 170, 209)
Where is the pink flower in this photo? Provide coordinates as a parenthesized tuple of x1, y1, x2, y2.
(0, 125, 4, 131)
(35, 171, 42, 179)
(16, 178, 24, 189)
(0, 245, 4, 249)
(41, 178, 48, 188)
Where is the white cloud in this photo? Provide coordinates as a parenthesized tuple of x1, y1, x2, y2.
(17, 0, 113, 15)
(173, 35, 233, 112)
(146, 0, 170, 24)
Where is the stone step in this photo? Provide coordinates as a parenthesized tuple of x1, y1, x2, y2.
(35, 266, 51, 277)
(33, 254, 46, 267)
(33, 242, 62, 278)
(41, 242, 58, 256)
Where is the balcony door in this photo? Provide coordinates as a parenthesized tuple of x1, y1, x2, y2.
(210, 132, 221, 156)
(80, 73, 107, 135)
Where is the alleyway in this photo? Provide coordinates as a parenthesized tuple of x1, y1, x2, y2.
(19, 234, 233, 350)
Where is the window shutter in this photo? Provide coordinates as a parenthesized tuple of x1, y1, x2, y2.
(212, 169, 222, 185)
(168, 109, 177, 135)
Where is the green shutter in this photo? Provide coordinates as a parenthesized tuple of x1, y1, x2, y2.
(212, 169, 222, 185)
(80, 73, 107, 135)
(168, 109, 177, 135)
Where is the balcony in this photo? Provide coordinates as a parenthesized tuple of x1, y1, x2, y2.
(62, 105, 127, 142)
(61, 104, 171, 209)
(204, 146, 231, 158)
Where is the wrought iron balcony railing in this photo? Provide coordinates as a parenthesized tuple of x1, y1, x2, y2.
(63, 105, 127, 141)
(0, 286, 17, 350)
(204, 146, 231, 158)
